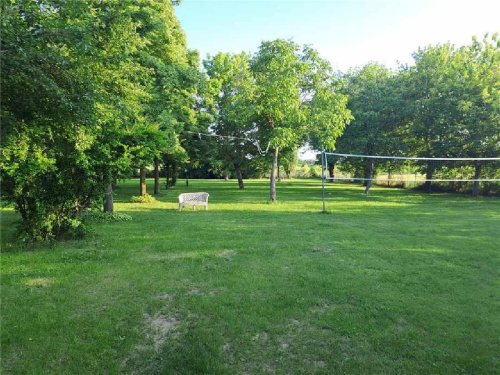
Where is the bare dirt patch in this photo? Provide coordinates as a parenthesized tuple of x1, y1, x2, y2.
(186, 288, 204, 296)
(144, 312, 180, 351)
(314, 360, 326, 368)
(155, 293, 173, 301)
(23, 277, 56, 287)
(394, 316, 409, 333)
(310, 301, 354, 314)
(218, 249, 237, 260)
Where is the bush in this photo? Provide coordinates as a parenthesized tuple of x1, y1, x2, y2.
(60, 218, 90, 240)
(1, 126, 122, 242)
(295, 164, 311, 178)
(130, 194, 156, 203)
(310, 165, 322, 178)
(83, 211, 132, 223)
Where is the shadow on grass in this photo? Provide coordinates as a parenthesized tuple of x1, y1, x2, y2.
(114, 178, 497, 205)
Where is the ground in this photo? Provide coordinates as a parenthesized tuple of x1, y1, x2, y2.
(1, 179, 499, 374)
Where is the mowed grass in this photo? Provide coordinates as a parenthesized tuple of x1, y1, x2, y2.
(1, 179, 499, 374)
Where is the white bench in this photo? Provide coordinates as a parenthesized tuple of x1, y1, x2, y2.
(178, 192, 209, 211)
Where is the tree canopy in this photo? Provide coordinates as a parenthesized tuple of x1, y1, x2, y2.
(251, 39, 352, 201)
(1, 0, 192, 240)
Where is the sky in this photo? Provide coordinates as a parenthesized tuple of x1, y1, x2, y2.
(176, 0, 499, 72)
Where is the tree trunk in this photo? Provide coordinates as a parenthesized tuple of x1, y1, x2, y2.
(171, 162, 177, 187)
(103, 184, 113, 213)
(224, 169, 229, 181)
(235, 164, 244, 189)
(364, 159, 374, 195)
(424, 163, 433, 192)
(270, 147, 279, 202)
(472, 163, 482, 197)
(139, 167, 147, 196)
(328, 163, 335, 183)
(286, 169, 291, 179)
(165, 163, 170, 188)
(154, 159, 160, 195)
(363, 158, 373, 187)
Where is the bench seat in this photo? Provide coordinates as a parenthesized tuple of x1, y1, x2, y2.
(178, 192, 209, 211)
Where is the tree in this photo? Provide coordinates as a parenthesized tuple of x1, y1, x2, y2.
(251, 40, 351, 201)
(452, 34, 500, 196)
(402, 35, 499, 195)
(1, 0, 137, 239)
(204, 52, 257, 189)
(331, 63, 406, 191)
(251, 40, 303, 201)
(0, 0, 192, 240)
(125, 1, 196, 196)
(401, 43, 464, 191)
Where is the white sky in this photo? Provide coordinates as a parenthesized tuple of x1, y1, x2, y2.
(178, 0, 500, 71)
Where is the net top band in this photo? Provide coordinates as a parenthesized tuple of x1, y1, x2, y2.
(323, 152, 500, 161)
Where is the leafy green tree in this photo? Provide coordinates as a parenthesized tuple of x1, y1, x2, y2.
(1, 0, 130, 239)
(125, 1, 195, 196)
(174, 66, 215, 185)
(252, 40, 351, 201)
(331, 63, 406, 190)
(204, 52, 257, 189)
(402, 35, 499, 194)
(155, 52, 201, 192)
(0, 0, 191, 240)
(251, 40, 303, 201)
(451, 34, 500, 196)
(401, 43, 465, 191)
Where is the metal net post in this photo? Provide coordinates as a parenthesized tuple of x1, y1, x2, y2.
(321, 151, 326, 213)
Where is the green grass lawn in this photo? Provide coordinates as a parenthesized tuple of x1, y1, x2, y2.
(1, 179, 499, 374)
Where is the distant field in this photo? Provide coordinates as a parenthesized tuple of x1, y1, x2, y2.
(1, 179, 499, 374)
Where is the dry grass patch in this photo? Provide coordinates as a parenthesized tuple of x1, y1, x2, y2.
(143, 312, 180, 351)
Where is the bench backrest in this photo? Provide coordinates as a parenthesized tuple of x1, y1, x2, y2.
(178, 192, 209, 204)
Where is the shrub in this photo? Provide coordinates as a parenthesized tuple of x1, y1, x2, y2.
(310, 165, 322, 178)
(295, 164, 310, 178)
(130, 194, 156, 203)
(1, 124, 125, 242)
(83, 211, 132, 223)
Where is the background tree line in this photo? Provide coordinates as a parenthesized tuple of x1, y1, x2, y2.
(333, 34, 499, 196)
(1, 0, 498, 242)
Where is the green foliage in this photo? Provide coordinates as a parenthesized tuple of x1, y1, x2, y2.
(332, 35, 499, 193)
(203, 52, 257, 185)
(401, 34, 499, 187)
(252, 40, 352, 151)
(1, 0, 191, 240)
(83, 211, 133, 223)
(251, 39, 352, 199)
(333, 63, 406, 177)
(251, 40, 305, 149)
(451, 34, 499, 159)
(403, 43, 463, 160)
(130, 193, 156, 203)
